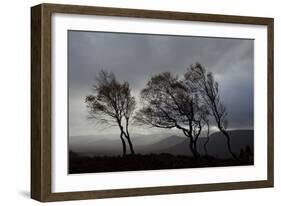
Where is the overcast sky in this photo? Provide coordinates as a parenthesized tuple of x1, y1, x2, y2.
(68, 30, 254, 137)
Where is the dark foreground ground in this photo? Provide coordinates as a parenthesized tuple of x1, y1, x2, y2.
(69, 152, 253, 174)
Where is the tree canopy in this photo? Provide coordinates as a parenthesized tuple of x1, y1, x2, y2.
(135, 72, 209, 157)
(85, 70, 136, 155)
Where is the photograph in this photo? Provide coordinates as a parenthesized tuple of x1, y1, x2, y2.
(30, 3, 274, 201)
(67, 30, 254, 174)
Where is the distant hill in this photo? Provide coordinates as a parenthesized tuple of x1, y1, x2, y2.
(136, 135, 186, 153)
(69, 133, 177, 156)
(160, 130, 253, 158)
(69, 130, 253, 158)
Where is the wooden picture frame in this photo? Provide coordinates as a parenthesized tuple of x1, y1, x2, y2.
(31, 3, 274, 202)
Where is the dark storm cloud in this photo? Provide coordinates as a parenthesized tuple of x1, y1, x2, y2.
(68, 30, 254, 136)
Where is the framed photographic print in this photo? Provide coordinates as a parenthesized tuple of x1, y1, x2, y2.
(31, 3, 274, 202)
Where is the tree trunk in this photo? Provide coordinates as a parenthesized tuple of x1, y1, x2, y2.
(204, 122, 210, 156)
(183, 130, 199, 157)
(117, 119, 127, 156)
(124, 118, 135, 155)
(188, 139, 200, 158)
(119, 132, 127, 156)
(220, 128, 239, 161)
(123, 132, 135, 155)
(193, 140, 200, 158)
(203, 138, 210, 156)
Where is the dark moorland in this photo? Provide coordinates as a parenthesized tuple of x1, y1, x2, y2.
(69, 152, 253, 174)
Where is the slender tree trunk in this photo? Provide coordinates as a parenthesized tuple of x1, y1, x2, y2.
(189, 139, 197, 157)
(204, 122, 210, 156)
(117, 119, 127, 156)
(183, 130, 199, 158)
(188, 138, 200, 158)
(203, 138, 210, 156)
(124, 118, 135, 155)
(193, 140, 200, 158)
(119, 132, 127, 156)
(220, 128, 239, 161)
(193, 124, 202, 158)
(123, 132, 135, 155)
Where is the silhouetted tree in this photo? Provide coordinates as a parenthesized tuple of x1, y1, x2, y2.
(185, 63, 238, 160)
(85, 70, 136, 156)
(136, 72, 208, 157)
